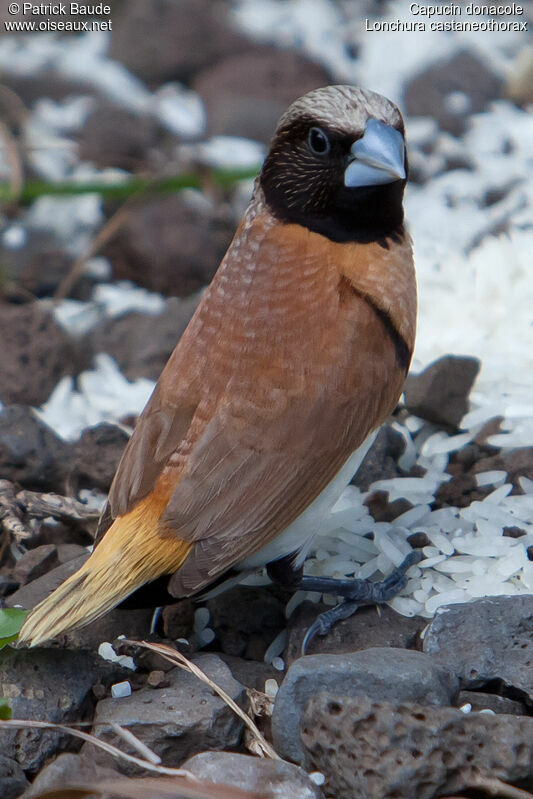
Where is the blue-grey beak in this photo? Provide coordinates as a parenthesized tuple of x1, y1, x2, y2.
(344, 118, 406, 188)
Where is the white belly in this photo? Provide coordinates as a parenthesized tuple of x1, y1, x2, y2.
(239, 430, 376, 570)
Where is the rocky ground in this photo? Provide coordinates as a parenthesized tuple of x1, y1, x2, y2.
(0, 1, 533, 798)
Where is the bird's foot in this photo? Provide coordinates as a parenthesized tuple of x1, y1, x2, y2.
(299, 551, 422, 655)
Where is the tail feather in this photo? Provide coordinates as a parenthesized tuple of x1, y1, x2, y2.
(18, 496, 191, 648)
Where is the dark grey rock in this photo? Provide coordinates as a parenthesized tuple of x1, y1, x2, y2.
(84, 654, 245, 773)
(193, 45, 333, 143)
(78, 102, 162, 172)
(5, 556, 89, 611)
(301, 693, 533, 799)
(0, 70, 100, 110)
(206, 586, 286, 660)
(0, 755, 29, 799)
(219, 654, 280, 693)
(0, 648, 110, 774)
(0, 574, 19, 599)
(352, 424, 406, 491)
(0, 406, 72, 491)
(64, 606, 154, 654)
(24, 519, 93, 550)
(423, 595, 533, 701)
(272, 647, 458, 763)
(1, 229, 76, 302)
(0, 304, 83, 407)
(56, 543, 91, 564)
(284, 603, 425, 665)
(457, 689, 527, 716)
(89, 295, 200, 382)
(73, 423, 129, 492)
(404, 50, 503, 135)
(183, 751, 322, 799)
(12, 545, 59, 586)
(161, 598, 196, 642)
(20, 752, 119, 798)
(404, 354, 480, 429)
(109, 0, 249, 86)
(101, 194, 233, 297)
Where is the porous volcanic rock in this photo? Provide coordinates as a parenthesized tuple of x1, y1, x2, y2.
(301, 693, 533, 799)
(0, 648, 117, 775)
(272, 647, 458, 763)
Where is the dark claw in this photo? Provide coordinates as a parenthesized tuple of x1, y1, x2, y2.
(301, 600, 360, 655)
(367, 550, 423, 603)
(300, 550, 422, 655)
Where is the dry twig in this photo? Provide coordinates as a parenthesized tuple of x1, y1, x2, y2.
(0, 718, 200, 778)
(466, 776, 533, 799)
(32, 775, 265, 799)
(125, 640, 280, 761)
(0, 480, 31, 541)
(53, 195, 136, 302)
(109, 723, 162, 765)
(15, 488, 101, 523)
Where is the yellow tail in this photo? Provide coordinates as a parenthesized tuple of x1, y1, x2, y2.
(18, 496, 191, 648)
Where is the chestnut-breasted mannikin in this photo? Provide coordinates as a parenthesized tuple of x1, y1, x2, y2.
(20, 85, 417, 647)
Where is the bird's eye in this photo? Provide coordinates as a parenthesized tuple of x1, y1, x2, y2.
(308, 126, 330, 155)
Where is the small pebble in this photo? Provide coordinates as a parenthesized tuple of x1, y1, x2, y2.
(194, 607, 210, 632)
(147, 670, 169, 689)
(97, 641, 136, 671)
(111, 681, 132, 699)
(265, 679, 279, 700)
(272, 656, 285, 672)
(459, 703, 472, 713)
(198, 627, 215, 646)
(309, 772, 326, 786)
(98, 642, 116, 662)
(92, 682, 106, 700)
(2, 225, 27, 249)
(407, 531, 430, 549)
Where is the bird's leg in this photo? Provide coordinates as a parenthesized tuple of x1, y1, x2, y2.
(267, 551, 422, 654)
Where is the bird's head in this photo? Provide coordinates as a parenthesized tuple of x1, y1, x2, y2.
(260, 85, 408, 243)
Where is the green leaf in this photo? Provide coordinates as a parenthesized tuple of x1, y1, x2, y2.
(0, 607, 28, 648)
(0, 698, 12, 719)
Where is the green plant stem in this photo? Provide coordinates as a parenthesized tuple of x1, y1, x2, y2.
(0, 166, 260, 206)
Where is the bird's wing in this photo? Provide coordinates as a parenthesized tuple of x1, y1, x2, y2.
(163, 385, 382, 596)
(97, 220, 413, 592)
(94, 383, 198, 544)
